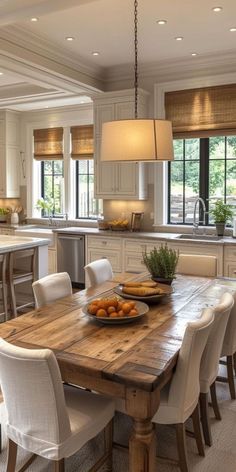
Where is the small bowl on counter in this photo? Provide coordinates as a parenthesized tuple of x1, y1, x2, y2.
(97, 220, 110, 230)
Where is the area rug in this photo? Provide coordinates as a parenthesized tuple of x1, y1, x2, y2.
(0, 373, 236, 471)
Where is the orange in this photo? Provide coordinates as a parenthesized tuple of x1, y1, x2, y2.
(122, 303, 132, 314)
(109, 312, 119, 318)
(129, 309, 138, 317)
(88, 304, 98, 315)
(129, 301, 136, 309)
(107, 306, 116, 314)
(96, 309, 107, 317)
(117, 301, 124, 311)
(91, 299, 100, 305)
(97, 300, 107, 309)
(117, 310, 125, 317)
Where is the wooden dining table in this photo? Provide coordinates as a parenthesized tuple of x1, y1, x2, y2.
(0, 272, 236, 472)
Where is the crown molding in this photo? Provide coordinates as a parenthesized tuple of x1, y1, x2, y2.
(104, 49, 236, 84)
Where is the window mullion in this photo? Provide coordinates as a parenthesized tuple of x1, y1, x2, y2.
(200, 138, 209, 224)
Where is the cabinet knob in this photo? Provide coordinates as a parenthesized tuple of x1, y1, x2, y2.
(102, 241, 107, 245)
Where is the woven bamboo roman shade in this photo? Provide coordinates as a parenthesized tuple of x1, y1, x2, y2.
(71, 125, 94, 159)
(34, 128, 63, 160)
(165, 84, 236, 138)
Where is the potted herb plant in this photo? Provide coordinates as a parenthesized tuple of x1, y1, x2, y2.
(0, 208, 9, 222)
(143, 244, 179, 285)
(211, 200, 233, 237)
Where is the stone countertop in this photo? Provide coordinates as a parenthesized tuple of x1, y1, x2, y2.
(52, 226, 236, 245)
(0, 235, 50, 253)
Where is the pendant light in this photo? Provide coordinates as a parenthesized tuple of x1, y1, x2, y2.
(100, 0, 174, 162)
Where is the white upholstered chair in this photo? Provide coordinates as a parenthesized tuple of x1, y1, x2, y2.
(218, 293, 236, 399)
(32, 272, 72, 308)
(177, 254, 217, 277)
(199, 292, 234, 446)
(0, 338, 114, 472)
(84, 259, 113, 287)
(152, 308, 214, 472)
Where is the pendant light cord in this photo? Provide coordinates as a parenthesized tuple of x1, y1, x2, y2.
(134, 0, 138, 119)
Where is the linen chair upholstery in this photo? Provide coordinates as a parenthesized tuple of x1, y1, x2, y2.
(153, 308, 214, 426)
(199, 292, 234, 446)
(84, 259, 113, 287)
(177, 254, 217, 277)
(32, 272, 72, 308)
(152, 308, 214, 472)
(0, 339, 114, 464)
(219, 292, 236, 399)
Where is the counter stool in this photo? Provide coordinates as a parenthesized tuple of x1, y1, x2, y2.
(9, 248, 37, 318)
(0, 254, 8, 321)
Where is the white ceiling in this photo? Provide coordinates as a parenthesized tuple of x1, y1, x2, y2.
(0, 0, 236, 110)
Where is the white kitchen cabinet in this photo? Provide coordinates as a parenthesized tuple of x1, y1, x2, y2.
(94, 89, 148, 200)
(224, 245, 236, 278)
(48, 248, 57, 274)
(0, 111, 20, 198)
(0, 227, 15, 235)
(123, 239, 162, 273)
(86, 235, 122, 273)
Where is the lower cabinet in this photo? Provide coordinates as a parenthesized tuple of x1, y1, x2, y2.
(86, 236, 122, 274)
(224, 246, 236, 278)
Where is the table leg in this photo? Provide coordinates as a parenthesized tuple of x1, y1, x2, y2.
(129, 418, 156, 472)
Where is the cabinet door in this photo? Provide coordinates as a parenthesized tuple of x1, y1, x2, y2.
(6, 146, 20, 197)
(0, 144, 6, 196)
(95, 136, 116, 197)
(48, 249, 57, 274)
(94, 104, 114, 136)
(87, 248, 122, 272)
(224, 262, 236, 278)
(116, 162, 137, 196)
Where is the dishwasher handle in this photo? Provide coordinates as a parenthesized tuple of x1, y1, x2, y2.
(58, 234, 84, 241)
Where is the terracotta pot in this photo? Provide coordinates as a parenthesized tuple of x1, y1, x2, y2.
(215, 222, 225, 237)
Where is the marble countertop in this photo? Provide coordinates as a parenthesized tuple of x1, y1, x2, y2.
(0, 235, 50, 253)
(52, 226, 236, 245)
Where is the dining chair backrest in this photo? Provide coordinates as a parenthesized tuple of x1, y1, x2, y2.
(221, 292, 236, 357)
(167, 308, 214, 418)
(32, 272, 72, 308)
(0, 338, 71, 449)
(84, 259, 113, 287)
(177, 254, 217, 277)
(200, 292, 234, 392)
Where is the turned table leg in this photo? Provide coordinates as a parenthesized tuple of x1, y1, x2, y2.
(129, 418, 156, 472)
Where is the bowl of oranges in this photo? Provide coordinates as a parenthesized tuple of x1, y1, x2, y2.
(83, 296, 149, 324)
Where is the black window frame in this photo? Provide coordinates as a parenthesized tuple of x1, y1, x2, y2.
(41, 160, 64, 217)
(168, 136, 236, 225)
(75, 159, 100, 220)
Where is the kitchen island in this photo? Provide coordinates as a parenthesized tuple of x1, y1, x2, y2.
(0, 235, 49, 279)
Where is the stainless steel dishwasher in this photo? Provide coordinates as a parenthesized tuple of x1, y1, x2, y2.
(57, 233, 85, 288)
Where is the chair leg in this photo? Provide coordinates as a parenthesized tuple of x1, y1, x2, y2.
(54, 459, 65, 472)
(104, 420, 113, 472)
(6, 439, 17, 472)
(199, 392, 212, 447)
(191, 404, 205, 457)
(175, 423, 189, 472)
(226, 355, 236, 400)
(233, 352, 236, 377)
(210, 381, 221, 420)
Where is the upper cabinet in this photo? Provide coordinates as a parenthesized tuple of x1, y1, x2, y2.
(94, 89, 148, 200)
(0, 111, 20, 198)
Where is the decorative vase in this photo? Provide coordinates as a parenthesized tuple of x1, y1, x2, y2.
(11, 212, 19, 225)
(215, 222, 225, 237)
(151, 276, 173, 285)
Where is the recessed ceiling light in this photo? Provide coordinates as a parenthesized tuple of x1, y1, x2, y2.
(30, 17, 39, 22)
(212, 6, 222, 12)
(157, 20, 167, 25)
(80, 101, 85, 104)
(92, 51, 100, 56)
(230, 27, 236, 32)
(65, 36, 75, 41)
(0, 72, 3, 76)
(191, 53, 198, 56)
(175, 36, 183, 41)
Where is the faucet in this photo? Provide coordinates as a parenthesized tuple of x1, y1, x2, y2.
(193, 197, 206, 234)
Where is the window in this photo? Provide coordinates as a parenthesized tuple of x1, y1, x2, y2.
(75, 159, 102, 219)
(168, 135, 236, 225)
(41, 160, 64, 216)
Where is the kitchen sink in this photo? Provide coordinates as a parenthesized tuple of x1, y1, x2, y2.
(175, 234, 221, 241)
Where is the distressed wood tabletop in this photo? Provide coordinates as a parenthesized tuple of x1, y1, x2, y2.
(1, 273, 235, 472)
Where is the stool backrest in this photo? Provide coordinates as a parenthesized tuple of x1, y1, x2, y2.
(84, 259, 113, 287)
(200, 292, 234, 392)
(0, 338, 71, 447)
(168, 308, 214, 416)
(177, 254, 217, 277)
(32, 272, 72, 308)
